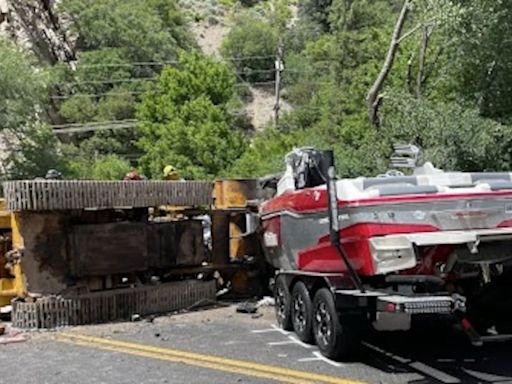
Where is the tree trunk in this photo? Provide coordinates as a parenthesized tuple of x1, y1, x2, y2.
(366, 0, 411, 128)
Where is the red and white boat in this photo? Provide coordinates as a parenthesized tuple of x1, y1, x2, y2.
(260, 147, 512, 359)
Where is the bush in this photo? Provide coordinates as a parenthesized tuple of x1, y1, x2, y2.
(221, 15, 278, 83)
(382, 94, 512, 172)
(65, 151, 132, 180)
(137, 52, 247, 179)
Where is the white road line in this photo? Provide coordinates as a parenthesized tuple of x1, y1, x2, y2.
(251, 324, 289, 335)
(268, 340, 296, 346)
(409, 362, 461, 384)
(267, 336, 313, 349)
(271, 324, 290, 335)
(361, 342, 411, 364)
(312, 351, 344, 367)
(287, 336, 314, 349)
(298, 357, 322, 362)
(251, 329, 277, 334)
(298, 353, 344, 367)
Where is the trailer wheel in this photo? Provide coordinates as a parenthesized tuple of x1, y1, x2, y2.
(274, 275, 293, 331)
(291, 281, 314, 343)
(312, 288, 359, 360)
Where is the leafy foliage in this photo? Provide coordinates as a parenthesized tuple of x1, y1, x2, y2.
(3, 125, 66, 180)
(0, 39, 48, 132)
(5, 0, 512, 181)
(64, 148, 132, 180)
(51, 0, 195, 170)
(137, 53, 247, 179)
(382, 94, 512, 172)
(0, 38, 64, 179)
(228, 0, 512, 178)
(221, 15, 278, 82)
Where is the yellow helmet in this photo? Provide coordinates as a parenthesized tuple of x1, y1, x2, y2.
(163, 165, 179, 180)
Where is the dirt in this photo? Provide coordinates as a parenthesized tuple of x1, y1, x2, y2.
(28, 303, 276, 340)
(189, 5, 294, 131)
(245, 86, 292, 131)
(192, 21, 230, 58)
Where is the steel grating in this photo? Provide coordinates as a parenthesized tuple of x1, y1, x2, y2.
(2, 180, 212, 211)
(12, 280, 216, 328)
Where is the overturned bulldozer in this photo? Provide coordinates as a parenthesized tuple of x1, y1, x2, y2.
(2, 180, 217, 328)
(1, 178, 266, 328)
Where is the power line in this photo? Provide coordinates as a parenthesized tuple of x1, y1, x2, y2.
(76, 60, 179, 68)
(50, 81, 278, 100)
(52, 119, 138, 129)
(73, 55, 276, 69)
(55, 69, 276, 88)
(52, 119, 137, 134)
(51, 90, 146, 100)
(51, 104, 321, 134)
(58, 77, 157, 87)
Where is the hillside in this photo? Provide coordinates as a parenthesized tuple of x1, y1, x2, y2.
(1, 0, 512, 181)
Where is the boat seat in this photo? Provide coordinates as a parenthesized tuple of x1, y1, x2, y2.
(482, 180, 512, 191)
(370, 184, 439, 197)
(363, 176, 417, 189)
(470, 173, 511, 183)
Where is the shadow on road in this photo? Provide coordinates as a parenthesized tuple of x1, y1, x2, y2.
(360, 321, 512, 383)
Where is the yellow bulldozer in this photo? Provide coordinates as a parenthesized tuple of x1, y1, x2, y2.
(0, 199, 25, 309)
(0, 179, 264, 328)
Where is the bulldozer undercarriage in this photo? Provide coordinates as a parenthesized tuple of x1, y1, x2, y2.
(0, 179, 264, 328)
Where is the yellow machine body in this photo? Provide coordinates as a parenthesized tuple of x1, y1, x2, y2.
(0, 199, 26, 307)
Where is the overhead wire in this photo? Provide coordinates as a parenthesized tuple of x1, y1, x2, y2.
(73, 55, 276, 69)
(55, 69, 276, 88)
(52, 104, 326, 134)
(50, 81, 278, 100)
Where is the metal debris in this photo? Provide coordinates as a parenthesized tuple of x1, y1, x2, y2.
(0, 325, 26, 344)
(236, 301, 258, 314)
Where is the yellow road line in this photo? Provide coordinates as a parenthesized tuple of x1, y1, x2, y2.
(58, 338, 314, 384)
(57, 333, 365, 384)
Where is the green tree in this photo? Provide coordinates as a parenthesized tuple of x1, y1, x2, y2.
(300, 0, 334, 32)
(51, 0, 195, 164)
(64, 149, 132, 180)
(0, 38, 64, 179)
(221, 15, 278, 82)
(440, 0, 512, 120)
(382, 94, 512, 172)
(0, 39, 47, 131)
(137, 53, 247, 179)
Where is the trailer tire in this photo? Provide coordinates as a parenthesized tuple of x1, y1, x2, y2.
(312, 288, 359, 360)
(291, 281, 314, 343)
(274, 275, 293, 331)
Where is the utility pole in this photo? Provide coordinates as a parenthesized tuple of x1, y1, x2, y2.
(273, 43, 284, 127)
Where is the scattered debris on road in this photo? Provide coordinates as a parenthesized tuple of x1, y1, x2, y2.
(236, 301, 258, 314)
(0, 325, 26, 345)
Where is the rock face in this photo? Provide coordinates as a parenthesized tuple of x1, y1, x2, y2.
(0, 0, 75, 64)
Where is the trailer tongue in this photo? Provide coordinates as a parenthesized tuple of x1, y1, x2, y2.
(261, 147, 512, 359)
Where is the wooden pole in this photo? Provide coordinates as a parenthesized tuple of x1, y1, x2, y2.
(273, 43, 284, 127)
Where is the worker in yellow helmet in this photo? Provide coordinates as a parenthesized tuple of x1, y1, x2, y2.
(163, 165, 181, 181)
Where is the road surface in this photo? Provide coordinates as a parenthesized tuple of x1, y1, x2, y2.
(2, 304, 512, 384)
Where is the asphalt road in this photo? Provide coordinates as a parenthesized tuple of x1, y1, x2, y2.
(1, 304, 512, 384)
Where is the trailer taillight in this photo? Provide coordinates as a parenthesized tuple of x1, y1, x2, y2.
(402, 300, 452, 314)
(378, 295, 454, 315)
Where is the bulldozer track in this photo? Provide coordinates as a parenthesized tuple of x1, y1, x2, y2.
(12, 280, 216, 328)
(2, 180, 212, 211)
